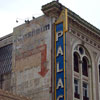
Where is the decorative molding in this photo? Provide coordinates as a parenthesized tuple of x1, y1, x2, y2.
(68, 10, 100, 37)
(69, 27, 100, 50)
(68, 17, 100, 43)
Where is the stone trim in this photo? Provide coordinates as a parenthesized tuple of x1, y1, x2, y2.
(69, 27, 100, 50)
(67, 9, 100, 36)
(68, 17, 100, 43)
(42, 1, 100, 35)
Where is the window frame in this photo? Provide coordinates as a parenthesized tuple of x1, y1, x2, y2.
(83, 82, 89, 100)
(74, 78, 80, 99)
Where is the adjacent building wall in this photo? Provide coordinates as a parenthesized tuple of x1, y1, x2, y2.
(11, 15, 52, 100)
(0, 89, 31, 100)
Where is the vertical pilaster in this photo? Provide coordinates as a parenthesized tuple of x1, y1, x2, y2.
(88, 65, 93, 100)
(79, 60, 83, 100)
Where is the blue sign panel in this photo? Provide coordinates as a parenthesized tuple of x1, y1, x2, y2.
(55, 23, 65, 100)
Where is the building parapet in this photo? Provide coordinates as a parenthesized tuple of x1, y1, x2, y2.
(42, 1, 100, 37)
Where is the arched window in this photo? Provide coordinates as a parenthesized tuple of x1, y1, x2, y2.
(73, 45, 91, 100)
(82, 57, 88, 77)
(74, 52, 79, 72)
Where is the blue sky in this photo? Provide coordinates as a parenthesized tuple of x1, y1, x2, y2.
(0, 0, 100, 37)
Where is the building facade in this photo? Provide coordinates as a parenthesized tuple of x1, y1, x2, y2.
(0, 89, 31, 100)
(0, 1, 100, 100)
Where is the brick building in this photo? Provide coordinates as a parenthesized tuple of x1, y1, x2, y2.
(0, 89, 31, 100)
(0, 1, 100, 100)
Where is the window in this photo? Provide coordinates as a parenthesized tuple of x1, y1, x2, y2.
(74, 79, 80, 99)
(99, 64, 100, 82)
(83, 82, 89, 100)
(0, 75, 4, 89)
(82, 57, 88, 77)
(73, 45, 91, 100)
(74, 53, 79, 72)
(79, 47, 84, 55)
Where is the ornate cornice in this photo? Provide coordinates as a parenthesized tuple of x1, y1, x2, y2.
(42, 1, 62, 18)
(67, 9, 100, 36)
(42, 1, 100, 38)
(68, 15, 100, 43)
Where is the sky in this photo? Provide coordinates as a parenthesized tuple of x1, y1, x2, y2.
(0, 0, 100, 37)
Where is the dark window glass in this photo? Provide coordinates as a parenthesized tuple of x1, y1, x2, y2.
(74, 79, 80, 99)
(99, 64, 100, 82)
(0, 75, 4, 89)
(79, 47, 84, 55)
(83, 82, 89, 100)
(82, 57, 88, 77)
(74, 53, 79, 72)
(0, 44, 12, 75)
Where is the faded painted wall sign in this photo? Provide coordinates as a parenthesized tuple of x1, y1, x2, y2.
(38, 44, 48, 77)
(15, 44, 48, 77)
(14, 24, 50, 43)
(13, 16, 51, 97)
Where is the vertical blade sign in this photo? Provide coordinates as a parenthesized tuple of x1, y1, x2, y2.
(55, 8, 68, 100)
(55, 23, 64, 100)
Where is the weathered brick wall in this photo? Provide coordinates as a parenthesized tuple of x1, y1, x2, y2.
(2, 73, 11, 91)
(0, 89, 31, 100)
(12, 15, 52, 100)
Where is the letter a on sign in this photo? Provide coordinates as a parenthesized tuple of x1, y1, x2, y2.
(56, 78, 64, 89)
(56, 46, 63, 57)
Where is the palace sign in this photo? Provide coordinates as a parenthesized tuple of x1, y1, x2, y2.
(55, 23, 65, 100)
(55, 9, 68, 100)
